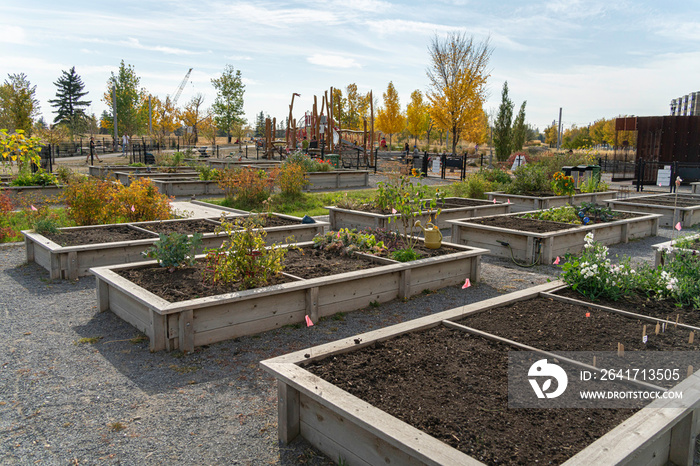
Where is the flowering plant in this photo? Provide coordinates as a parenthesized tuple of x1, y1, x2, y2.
(551, 171, 576, 196)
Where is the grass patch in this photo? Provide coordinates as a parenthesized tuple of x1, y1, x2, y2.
(129, 334, 148, 345)
(331, 312, 346, 321)
(109, 422, 126, 432)
(1, 207, 74, 243)
(169, 364, 199, 374)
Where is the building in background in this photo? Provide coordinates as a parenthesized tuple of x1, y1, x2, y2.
(670, 92, 700, 116)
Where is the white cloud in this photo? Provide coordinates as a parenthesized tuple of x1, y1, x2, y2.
(307, 53, 362, 69)
(0, 25, 28, 44)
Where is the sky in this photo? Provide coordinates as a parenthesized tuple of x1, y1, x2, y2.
(2, 0, 699, 135)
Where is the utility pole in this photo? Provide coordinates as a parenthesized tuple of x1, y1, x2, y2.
(556, 107, 562, 150)
(148, 95, 152, 134)
(112, 85, 118, 152)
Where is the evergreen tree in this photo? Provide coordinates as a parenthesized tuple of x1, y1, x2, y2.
(511, 101, 527, 152)
(493, 81, 514, 161)
(254, 111, 265, 137)
(49, 67, 91, 136)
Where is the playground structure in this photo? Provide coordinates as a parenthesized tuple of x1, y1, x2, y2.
(260, 88, 376, 169)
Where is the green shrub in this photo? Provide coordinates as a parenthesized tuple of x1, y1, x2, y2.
(9, 171, 58, 187)
(142, 232, 203, 270)
(504, 163, 549, 195)
(452, 173, 492, 199)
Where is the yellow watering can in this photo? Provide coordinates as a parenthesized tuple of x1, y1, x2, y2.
(415, 220, 442, 249)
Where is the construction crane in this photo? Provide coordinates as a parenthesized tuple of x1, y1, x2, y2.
(172, 68, 193, 107)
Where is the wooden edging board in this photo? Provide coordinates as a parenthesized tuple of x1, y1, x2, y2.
(605, 193, 700, 227)
(448, 209, 661, 264)
(23, 214, 328, 279)
(652, 232, 700, 267)
(486, 190, 618, 213)
(304, 170, 370, 191)
(1, 184, 66, 202)
(261, 280, 700, 466)
(90, 240, 487, 352)
(327, 197, 512, 231)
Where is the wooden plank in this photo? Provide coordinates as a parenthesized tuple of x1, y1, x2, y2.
(25, 236, 34, 262)
(179, 309, 194, 353)
(300, 422, 372, 466)
(96, 277, 109, 312)
(399, 268, 411, 299)
(306, 287, 319, 323)
(668, 411, 694, 465)
(278, 380, 300, 443)
(299, 393, 436, 466)
(150, 310, 167, 352)
(193, 308, 308, 346)
(109, 288, 152, 335)
(66, 251, 78, 280)
(166, 314, 179, 351)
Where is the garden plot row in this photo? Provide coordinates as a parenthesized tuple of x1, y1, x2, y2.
(486, 190, 618, 212)
(449, 210, 661, 264)
(23, 213, 326, 279)
(90, 240, 487, 352)
(262, 281, 700, 466)
(606, 193, 700, 227)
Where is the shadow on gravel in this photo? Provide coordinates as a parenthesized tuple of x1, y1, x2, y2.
(3, 261, 95, 296)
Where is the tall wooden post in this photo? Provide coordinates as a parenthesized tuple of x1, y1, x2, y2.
(370, 90, 375, 165)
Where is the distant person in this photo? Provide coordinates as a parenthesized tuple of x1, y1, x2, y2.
(413, 145, 419, 158)
(404, 142, 409, 155)
(122, 134, 129, 157)
(86, 136, 102, 164)
(309, 135, 318, 149)
(380, 137, 387, 149)
(302, 136, 309, 153)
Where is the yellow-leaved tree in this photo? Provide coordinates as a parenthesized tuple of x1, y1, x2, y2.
(426, 32, 492, 155)
(181, 94, 206, 144)
(375, 81, 405, 147)
(406, 90, 430, 147)
(151, 95, 179, 146)
(544, 123, 558, 147)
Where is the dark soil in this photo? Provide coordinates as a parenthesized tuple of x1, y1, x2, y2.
(116, 248, 382, 302)
(43, 224, 157, 246)
(306, 325, 638, 465)
(440, 198, 492, 208)
(457, 296, 700, 353)
(620, 195, 700, 207)
(137, 219, 221, 234)
(555, 287, 700, 327)
(468, 215, 580, 233)
(253, 215, 300, 227)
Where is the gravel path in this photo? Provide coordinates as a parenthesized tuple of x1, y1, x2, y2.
(0, 223, 692, 464)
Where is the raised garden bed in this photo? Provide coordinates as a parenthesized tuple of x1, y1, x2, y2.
(113, 171, 199, 187)
(23, 213, 327, 279)
(90, 240, 487, 352)
(304, 170, 370, 191)
(88, 165, 196, 179)
(261, 281, 700, 466)
(487, 190, 618, 212)
(448, 210, 661, 264)
(693, 182, 699, 194)
(1, 184, 66, 203)
(328, 197, 511, 231)
(606, 193, 700, 227)
(207, 159, 281, 170)
(652, 232, 700, 267)
(151, 178, 224, 197)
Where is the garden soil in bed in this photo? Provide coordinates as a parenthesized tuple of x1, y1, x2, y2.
(468, 215, 579, 233)
(43, 224, 156, 246)
(457, 297, 700, 353)
(620, 196, 700, 207)
(306, 325, 638, 465)
(138, 219, 221, 234)
(115, 249, 382, 302)
(554, 288, 700, 328)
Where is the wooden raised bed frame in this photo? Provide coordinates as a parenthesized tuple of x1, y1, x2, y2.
(652, 232, 700, 267)
(261, 281, 700, 466)
(1, 184, 66, 202)
(90, 240, 486, 352)
(449, 210, 661, 264)
(23, 214, 327, 280)
(328, 197, 511, 231)
(486, 190, 618, 212)
(606, 193, 700, 227)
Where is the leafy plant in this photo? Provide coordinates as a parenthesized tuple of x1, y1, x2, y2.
(0, 129, 44, 173)
(451, 173, 492, 199)
(196, 165, 219, 181)
(276, 162, 308, 198)
(579, 173, 609, 193)
(504, 163, 549, 195)
(673, 235, 700, 250)
(391, 247, 421, 262)
(550, 171, 575, 196)
(521, 205, 580, 224)
(61, 177, 117, 225)
(9, 170, 58, 187)
(216, 167, 276, 208)
(34, 217, 60, 235)
(142, 232, 203, 271)
(202, 216, 291, 290)
(576, 202, 617, 223)
(312, 228, 386, 256)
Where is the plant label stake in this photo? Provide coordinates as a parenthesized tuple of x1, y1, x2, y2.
(617, 343, 624, 357)
(688, 365, 694, 378)
(676, 314, 680, 327)
(642, 325, 647, 343)
(592, 356, 597, 367)
(690, 331, 695, 344)
(655, 323, 660, 335)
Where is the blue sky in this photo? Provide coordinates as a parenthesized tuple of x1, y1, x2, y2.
(2, 0, 699, 134)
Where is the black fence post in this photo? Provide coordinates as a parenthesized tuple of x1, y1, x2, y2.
(422, 151, 429, 177)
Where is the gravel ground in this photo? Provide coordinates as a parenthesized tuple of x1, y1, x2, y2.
(2, 169, 697, 465)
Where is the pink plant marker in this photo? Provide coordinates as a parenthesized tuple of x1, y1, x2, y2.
(462, 278, 471, 289)
(675, 222, 682, 231)
(553, 256, 560, 265)
(493, 199, 497, 204)
(30, 205, 37, 211)
(305, 315, 314, 327)
(586, 312, 591, 318)
(131, 205, 136, 212)
(507, 199, 511, 204)
(392, 208, 397, 214)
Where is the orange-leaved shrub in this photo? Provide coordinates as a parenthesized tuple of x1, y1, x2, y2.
(217, 167, 277, 208)
(112, 177, 173, 223)
(276, 163, 308, 198)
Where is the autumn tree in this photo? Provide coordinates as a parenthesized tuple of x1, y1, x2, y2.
(426, 32, 492, 155)
(0, 73, 41, 134)
(344, 83, 372, 131)
(49, 67, 91, 140)
(544, 123, 558, 147)
(375, 82, 405, 146)
(151, 95, 179, 145)
(102, 60, 148, 137)
(198, 112, 218, 146)
(406, 90, 430, 146)
(493, 81, 514, 161)
(181, 94, 206, 144)
(211, 65, 246, 143)
(511, 101, 528, 152)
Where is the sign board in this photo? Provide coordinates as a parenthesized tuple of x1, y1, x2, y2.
(657, 168, 672, 187)
(511, 155, 526, 170)
(431, 157, 441, 173)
